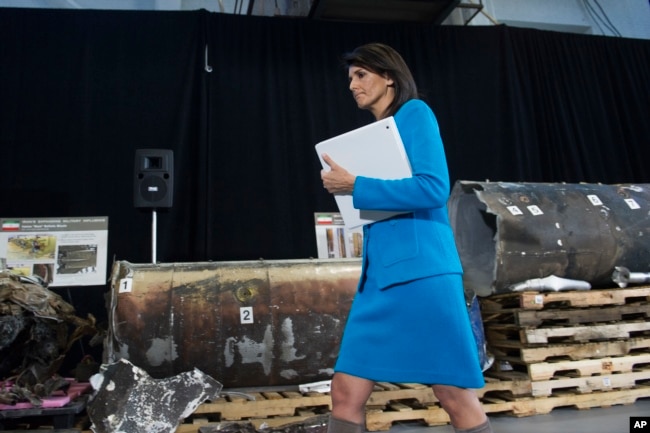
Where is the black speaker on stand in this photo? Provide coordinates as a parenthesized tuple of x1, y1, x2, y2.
(134, 149, 174, 264)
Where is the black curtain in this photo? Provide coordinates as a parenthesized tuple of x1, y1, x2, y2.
(1, 7, 650, 272)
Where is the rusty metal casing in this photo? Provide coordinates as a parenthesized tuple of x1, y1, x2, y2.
(448, 181, 650, 296)
(107, 259, 360, 388)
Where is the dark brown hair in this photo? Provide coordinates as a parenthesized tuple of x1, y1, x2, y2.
(342, 43, 418, 117)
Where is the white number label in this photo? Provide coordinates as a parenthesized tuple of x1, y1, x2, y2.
(240, 306, 254, 324)
(587, 195, 603, 206)
(119, 278, 132, 293)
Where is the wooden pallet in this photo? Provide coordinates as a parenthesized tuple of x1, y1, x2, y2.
(177, 376, 531, 432)
(182, 385, 650, 432)
(525, 353, 650, 381)
(530, 367, 650, 396)
(486, 321, 650, 344)
(483, 366, 650, 396)
(481, 286, 650, 311)
(186, 378, 529, 421)
(369, 385, 650, 429)
(183, 395, 520, 432)
(483, 303, 650, 327)
(487, 336, 650, 364)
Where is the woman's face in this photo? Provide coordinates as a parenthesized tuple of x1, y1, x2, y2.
(348, 65, 394, 119)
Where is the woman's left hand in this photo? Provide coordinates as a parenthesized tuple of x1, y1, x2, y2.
(321, 154, 356, 194)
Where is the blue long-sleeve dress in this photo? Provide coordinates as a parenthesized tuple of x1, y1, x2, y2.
(333, 99, 485, 388)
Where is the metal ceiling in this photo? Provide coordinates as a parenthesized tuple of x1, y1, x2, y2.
(309, 0, 461, 24)
(0, 0, 490, 25)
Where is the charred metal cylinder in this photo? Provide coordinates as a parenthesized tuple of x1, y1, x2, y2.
(107, 259, 360, 388)
(448, 181, 650, 296)
(107, 258, 494, 387)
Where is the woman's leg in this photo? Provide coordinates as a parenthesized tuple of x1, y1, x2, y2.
(327, 372, 375, 433)
(432, 384, 492, 432)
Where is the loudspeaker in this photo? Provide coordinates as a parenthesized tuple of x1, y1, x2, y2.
(134, 149, 174, 208)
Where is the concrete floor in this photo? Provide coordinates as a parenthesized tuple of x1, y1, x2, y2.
(388, 399, 650, 433)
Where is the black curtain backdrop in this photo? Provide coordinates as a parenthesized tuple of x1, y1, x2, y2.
(1, 7, 650, 280)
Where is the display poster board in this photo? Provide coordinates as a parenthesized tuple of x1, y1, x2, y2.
(0, 216, 109, 287)
(314, 212, 363, 259)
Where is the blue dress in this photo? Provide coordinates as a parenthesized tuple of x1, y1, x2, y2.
(333, 100, 485, 389)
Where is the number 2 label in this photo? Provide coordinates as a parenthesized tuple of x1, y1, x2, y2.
(240, 306, 254, 324)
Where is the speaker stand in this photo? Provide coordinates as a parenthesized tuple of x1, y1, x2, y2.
(151, 209, 158, 264)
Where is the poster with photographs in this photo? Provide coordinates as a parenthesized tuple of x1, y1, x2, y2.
(314, 212, 363, 259)
(0, 216, 108, 287)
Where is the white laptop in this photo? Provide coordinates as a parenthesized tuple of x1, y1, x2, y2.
(315, 116, 412, 229)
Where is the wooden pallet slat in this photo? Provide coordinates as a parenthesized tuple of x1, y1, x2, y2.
(365, 405, 449, 431)
(193, 393, 332, 420)
(479, 374, 532, 398)
(366, 385, 435, 407)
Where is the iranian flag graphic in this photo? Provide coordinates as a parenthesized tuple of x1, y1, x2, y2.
(1, 221, 20, 231)
(316, 215, 333, 225)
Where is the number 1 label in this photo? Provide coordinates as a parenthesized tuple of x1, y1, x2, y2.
(119, 278, 132, 293)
